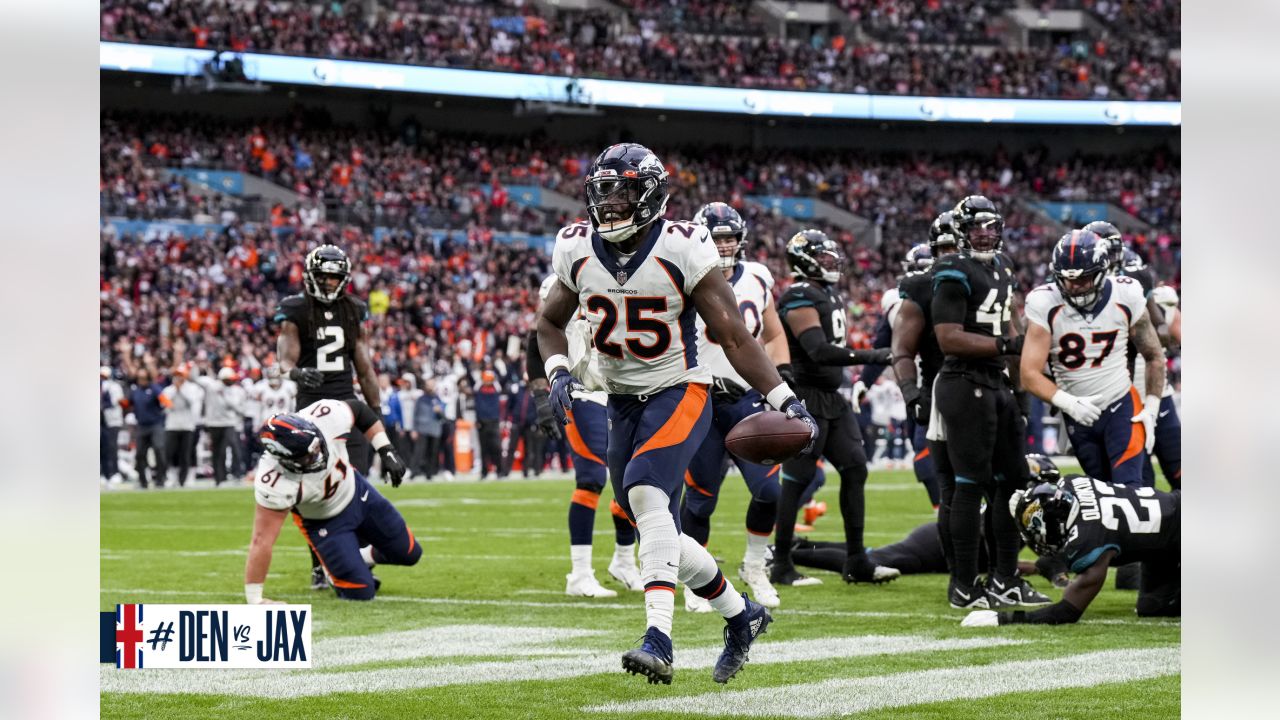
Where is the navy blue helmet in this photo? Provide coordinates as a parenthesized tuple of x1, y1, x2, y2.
(1082, 221, 1124, 269)
(693, 202, 748, 270)
(584, 143, 670, 243)
(259, 414, 328, 474)
(1050, 230, 1111, 313)
(902, 243, 934, 274)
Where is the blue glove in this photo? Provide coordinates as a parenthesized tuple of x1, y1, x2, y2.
(548, 369, 585, 426)
(780, 396, 818, 455)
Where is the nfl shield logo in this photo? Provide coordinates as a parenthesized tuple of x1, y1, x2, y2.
(616, 270, 629, 285)
(324, 312, 333, 320)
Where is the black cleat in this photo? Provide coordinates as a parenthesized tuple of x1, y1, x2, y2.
(310, 566, 329, 591)
(842, 555, 902, 585)
(986, 573, 1052, 609)
(713, 594, 772, 684)
(621, 626, 674, 685)
(769, 562, 823, 586)
(949, 577, 990, 609)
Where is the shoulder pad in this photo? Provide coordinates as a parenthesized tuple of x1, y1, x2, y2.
(273, 294, 307, 325)
(555, 222, 592, 243)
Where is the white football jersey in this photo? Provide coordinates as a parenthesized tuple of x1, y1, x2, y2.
(880, 286, 903, 327)
(1135, 284, 1179, 398)
(552, 218, 720, 396)
(1024, 276, 1147, 405)
(254, 380, 298, 426)
(540, 274, 607, 404)
(254, 399, 356, 520)
(695, 261, 775, 388)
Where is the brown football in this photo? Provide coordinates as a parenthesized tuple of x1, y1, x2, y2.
(725, 411, 811, 466)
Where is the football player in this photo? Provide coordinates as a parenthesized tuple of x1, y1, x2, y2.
(274, 244, 383, 590)
(679, 202, 787, 612)
(893, 212, 961, 572)
(1020, 230, 1166, 487)
(538, 143, 817, 685)
(962, 470, 1180, 626)
(244, 399, 415, 603)
(526, 275, 642, 599)
(769, 229, 898, 588)
(931, 196, 1049, 611)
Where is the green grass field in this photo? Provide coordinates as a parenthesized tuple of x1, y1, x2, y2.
(100, 467, 1180, 719)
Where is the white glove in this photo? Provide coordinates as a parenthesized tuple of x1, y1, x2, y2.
(1131, 394, 1161, 453)
(1051, 390, 1104, 426)
(851, 380, 868, 405)
(961, 610, 1001, 628)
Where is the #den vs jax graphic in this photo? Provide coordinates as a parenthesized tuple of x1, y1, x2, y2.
(101, 604, 312, 669)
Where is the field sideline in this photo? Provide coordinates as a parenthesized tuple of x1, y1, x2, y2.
(100, 466, 1180, 719)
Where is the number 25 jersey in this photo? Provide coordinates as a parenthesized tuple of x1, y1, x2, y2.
(552, 219, 720, 396)
(931, 252, 1017, 373)
(273, 293, 369, 402)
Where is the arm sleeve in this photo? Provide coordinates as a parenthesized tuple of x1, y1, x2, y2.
(343, 399, 381, 435)
(931, 280, 969, 325)
(525, 329, 546, 382)
(858, 314, 893, 384)
(797, 327, 881, 366)
(1004, 600, 1085, 625)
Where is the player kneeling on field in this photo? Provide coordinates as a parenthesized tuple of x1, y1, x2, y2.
(245, 399, 418, 603)
(962, 471, 1179, 626)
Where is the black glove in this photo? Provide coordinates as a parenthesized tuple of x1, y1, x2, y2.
(289, 367, 324, 390)
(711, 377, 747, 404)
(853, 347, 893, 365)
(898, 380, 928, 425)
(532, 388, 562, 439)
(378, 446, 406, 487)
(777, 363, 796, 386)
(1014, 388, 1032, 421)
(995, 335, 1025, 357)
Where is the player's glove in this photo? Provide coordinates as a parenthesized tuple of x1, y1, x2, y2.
(289, 367, 324, 390)
(960, 610, 1003, 628)
(898, 380, 928, 424)
(1051, 389, 1104, 426)
(548, 369, 586, 426)
(777, 363, 796, 386)
(780, 396, 819, 456)
(995, 335, 1025, 356)
(1131, 394, 1161, 454)
(531, 388, 563, 439)
(860, 347, 894, 365)
(378, 446, 407, 487)
(850, 379, 868, 405)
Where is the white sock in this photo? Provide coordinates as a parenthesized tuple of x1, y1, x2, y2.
(743, 532, 770, 569)
(360, 545, 376, 567)
(629, 485, 679, 636)
(613, 542, 637, 566)
(678, 534, 746, 620)
(569, 544, 593, 576)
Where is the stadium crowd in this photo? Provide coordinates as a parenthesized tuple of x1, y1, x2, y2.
(100, 0, 1179, 101)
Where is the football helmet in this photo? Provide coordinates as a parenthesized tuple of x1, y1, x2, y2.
(259, 413, 328, 474)
(902, 243, 934, 274)
(584, 143, 670, 243)
(1024, 453, 1061, 486)
(1050, 230, 1110, 314)
(928, 211, 959, 253)
(786, 229, 843, 284)
(303, 244, 352, 304)
(1009, 481, 1079, 557)
(265, 365, 284, 389)
(693, 202, 748, 270)
(1082, 220, 1124, 269)
(952, 195, 1004, 261)
(1121, 247, 1146, 274)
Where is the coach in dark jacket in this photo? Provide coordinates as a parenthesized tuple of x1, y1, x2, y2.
(128, 369, 167, 489)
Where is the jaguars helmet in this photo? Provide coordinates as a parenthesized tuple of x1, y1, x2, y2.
(786, 229, 843, 284)
(902, 243, 934, 274)
(1082, 220, 1124, 270)
(928, 211, 959, 253)
(952, 195, 1004, 262)
(693, 202, 748, 270)
(303, 244, 352, 304)
(584, 143, 670, 243)
(259, 413, 329, 474)
(1025, 453, 1061, 486)
(1009, 480, 1079, 557)
(1050, 230, 1110, 314)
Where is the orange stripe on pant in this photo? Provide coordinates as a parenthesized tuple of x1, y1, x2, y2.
(609, 498, 636, 527)
(564, 408, 605, 466)
(684, 470, 714, 497)
(914, 447, 930, 462)
(1115, 387, 1147, 468)
(633, 384, 709, 459)
(291, 513, 367, 589)
(571, 488, 601, 509)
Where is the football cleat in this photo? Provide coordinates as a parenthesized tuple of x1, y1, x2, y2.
(949, 577, 991, 609)
(607, 556, 644, 592)
(310, 566, 329, 591)
(842, 556, 902, 585)
(565, 572, 619, 598)
(986, 573, 1052, 609)
(713, 594, 773, 684)
(769, 562, 823, 587)
(684, 585, 714, 613)
(622, 627, 674, 685)
(802, 500, 827, 527)
(738, 563, 781, 609)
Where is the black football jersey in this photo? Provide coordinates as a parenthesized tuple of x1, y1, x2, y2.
(897, 271, 944, 392)
(778, 280, 848, 391)
(931, 252, 1017, 372)
(1060, 475, 1180, 574)
(273, 293, 368, 402)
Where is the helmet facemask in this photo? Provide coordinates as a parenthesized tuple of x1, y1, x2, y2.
(962, 213, 1004, 262)
(586, 174, 668, 243)
(712, 229, 746, 270)
(304, 247, 352, 304)
(1054, 266, 1108, 314)
(813, 245, 844, 284)
(277, 436, 328, 475)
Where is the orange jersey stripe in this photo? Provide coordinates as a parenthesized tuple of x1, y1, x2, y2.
(1115, 387, 1146, 467)
(633, 384, 708, 459)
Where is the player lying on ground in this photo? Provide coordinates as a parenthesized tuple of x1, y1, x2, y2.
(244, 399, 417, 603)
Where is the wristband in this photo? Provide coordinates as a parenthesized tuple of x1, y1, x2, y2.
(544, 354, 571, 380)
(765, 383, 796, 412)
(245, 582, 263, 605)
(371, 431, 391, 451)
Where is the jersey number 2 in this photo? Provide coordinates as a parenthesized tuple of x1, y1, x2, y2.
(317, 326, 345, 372)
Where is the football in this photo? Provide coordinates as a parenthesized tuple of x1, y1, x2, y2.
(725, 411, 812, 466)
